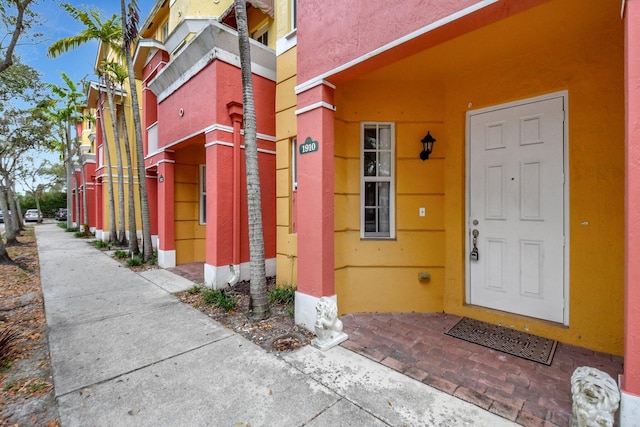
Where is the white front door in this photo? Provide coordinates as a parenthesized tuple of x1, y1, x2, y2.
(466, 94, 567, 324)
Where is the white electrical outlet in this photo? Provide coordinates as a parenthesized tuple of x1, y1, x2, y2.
(419, 207, 426, 217)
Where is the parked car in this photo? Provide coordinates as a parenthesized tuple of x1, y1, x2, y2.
(55, 208, 67, 221)
(24, 209, 43, 223)
(0, 210, 10, 223)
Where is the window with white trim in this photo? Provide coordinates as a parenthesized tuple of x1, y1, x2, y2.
(291, 137, 298, 233)
(161, 20, 169, 42)
(291, 0, 297, 30)
(361, 123, 395, 239)
(252, 23, 269, 46)
(291, 137, 298, 191)
(200, 164, 206, 225)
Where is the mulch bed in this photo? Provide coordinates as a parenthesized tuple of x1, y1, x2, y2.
(176, 278, 315, 353)
(0, 227, 59, 427)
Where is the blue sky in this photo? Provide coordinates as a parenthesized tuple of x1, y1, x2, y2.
(11, 0, 155, 195)
(18, 0, 156, 89)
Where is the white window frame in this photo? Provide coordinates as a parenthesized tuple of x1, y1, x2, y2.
(360, 122, 395, 239)
(291, 137, 298, 191)
(252, 23, 269, 46)
(291, 0, 297, 31)
(161, 20, 169, 42)
(199, 164, 206, 225)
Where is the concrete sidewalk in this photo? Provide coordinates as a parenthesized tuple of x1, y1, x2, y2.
(37, 224, 517, 426)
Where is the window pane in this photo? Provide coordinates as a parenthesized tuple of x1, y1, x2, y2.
(379, 125, 391, 149)
(365, 182, 376, 206)
(378, 207, 389, 233)
(378, 152, 390, 177)
(377, 182, 390, 207)
(378, 182, 390, 233)
(365, 208, 376, 232)
(364, 127, 377, 149)
(202, 195, 206, 223)
(364, 152, 376, 176)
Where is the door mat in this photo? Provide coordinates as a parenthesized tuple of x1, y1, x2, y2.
(445, 317, 557, 365)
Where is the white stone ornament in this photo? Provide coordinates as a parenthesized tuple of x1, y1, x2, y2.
(311, 297, 348, 350)
(570, 366, 620, 427)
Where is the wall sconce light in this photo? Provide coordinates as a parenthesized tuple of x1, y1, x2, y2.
(159, 175, 164, 183)
(420, 131, 436, 161)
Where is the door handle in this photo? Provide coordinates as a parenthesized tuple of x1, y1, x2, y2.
(470, 229, 479, 261)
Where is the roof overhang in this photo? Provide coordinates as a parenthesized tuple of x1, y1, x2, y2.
(133, 38, 166, 79)
(86, 81, 128, 107)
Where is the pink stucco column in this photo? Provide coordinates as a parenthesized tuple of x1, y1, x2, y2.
(203, 127, 234, 288)
(623, 0, 640, 422)
(95, 178, 103, 238)
(157, 156, 175, 268)
(146, 174, 158, 245)
(295, 82, 336, 326)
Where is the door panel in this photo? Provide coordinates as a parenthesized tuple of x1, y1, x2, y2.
(468, 96, 566, 323)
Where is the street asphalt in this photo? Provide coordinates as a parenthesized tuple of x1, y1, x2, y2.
(36, 223, 518, 426)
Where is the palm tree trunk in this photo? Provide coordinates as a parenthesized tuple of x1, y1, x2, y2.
(234, 0, 270, 320)
(122, 0, 153, 262)
(80, 161, 89, 233)
(98, 92, 118, 243)
(73, 167, 81, 228)
(65, 122, 74, 229)
(104, 78, 127, 246)
(121, 104, 139, 255)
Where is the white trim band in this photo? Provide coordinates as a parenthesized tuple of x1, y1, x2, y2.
(295, 101, 337, 116)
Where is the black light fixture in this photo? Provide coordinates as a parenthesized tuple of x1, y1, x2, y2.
(159, 175, 164, 183)
(420, 131, 436, 161)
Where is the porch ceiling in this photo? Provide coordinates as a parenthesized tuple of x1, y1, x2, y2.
(325, 0, 618, 85)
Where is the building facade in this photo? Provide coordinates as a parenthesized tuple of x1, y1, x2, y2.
(133, 0, 277, 287)
(275, 0, 640, 421)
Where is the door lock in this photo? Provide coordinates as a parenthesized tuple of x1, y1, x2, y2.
(470, 229, 479, 262)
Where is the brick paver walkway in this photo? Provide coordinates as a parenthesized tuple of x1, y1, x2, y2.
(340, 312, 624, 427)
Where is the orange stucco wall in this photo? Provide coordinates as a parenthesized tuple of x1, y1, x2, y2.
(174, 142, 206, 265)
(326, 0, 624, 354)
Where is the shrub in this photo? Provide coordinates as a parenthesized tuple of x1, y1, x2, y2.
(186, 285, 202, 295)
(65, 226, 79, 233)
(269, 284, 296, 305)
(93, 240, 109, 248)
(114, 250, 128, 259)
(127, 255, 143, 267)
(202, 288, 237, 312)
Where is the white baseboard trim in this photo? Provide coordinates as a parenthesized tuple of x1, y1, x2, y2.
(158, 249, 176, 268)
(620, 387, 640, 426)
(204, 258, 276, 289)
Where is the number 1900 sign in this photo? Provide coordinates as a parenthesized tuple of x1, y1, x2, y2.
(299, 137, 319, 155)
